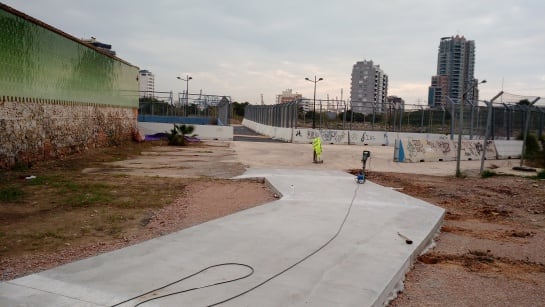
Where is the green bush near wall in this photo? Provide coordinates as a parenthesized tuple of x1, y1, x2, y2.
(0, 6, 139, 107)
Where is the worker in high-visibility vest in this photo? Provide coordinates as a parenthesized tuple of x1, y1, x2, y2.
(312, 137, 322, 163)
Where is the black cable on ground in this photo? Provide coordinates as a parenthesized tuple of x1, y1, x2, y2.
(111, 184, 360, 306)
(110, 263, 254, 307)
(208, 184, 360, 306)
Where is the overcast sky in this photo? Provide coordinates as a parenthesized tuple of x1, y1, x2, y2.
(4, 0, 545, 105)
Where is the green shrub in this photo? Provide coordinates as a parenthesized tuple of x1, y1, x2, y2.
(166, 124, 195, 146)
(517, 133, 540, 159)
(0, 186, 25, 202)
(481, 170, 496, 178)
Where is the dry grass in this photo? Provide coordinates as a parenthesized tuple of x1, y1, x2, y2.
(0, 142, 190, 258)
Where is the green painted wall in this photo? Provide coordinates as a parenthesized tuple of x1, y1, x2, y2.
(0, 7, 139, 107)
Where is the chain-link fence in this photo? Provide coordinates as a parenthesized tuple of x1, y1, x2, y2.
(245, 101, 298, 128)
(244, 94, 544, 140)
(138, 91, 231, 126)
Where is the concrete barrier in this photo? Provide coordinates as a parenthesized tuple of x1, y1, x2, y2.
(457, 140, 497, 161)
(242, 121, 514, 162)
(272, 127, 293, 142)
(138, 122, 233, 140)
(395, 139, 497, 162)
(494, 140, 523, 159)
(348, 131, 391, 146)
(291, 128, 349, 144)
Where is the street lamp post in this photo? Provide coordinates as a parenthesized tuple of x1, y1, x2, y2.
(177, 75, 192, 116)
(456, 79, 486, 177)
(305, 76, 323, 129)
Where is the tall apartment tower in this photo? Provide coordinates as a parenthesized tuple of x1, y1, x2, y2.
(350, 60, 388, 114)
(138, 69, 155, 98)
(428, 35, 478, 107)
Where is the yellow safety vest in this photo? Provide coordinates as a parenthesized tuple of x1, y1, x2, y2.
(312, 137, 322, 158)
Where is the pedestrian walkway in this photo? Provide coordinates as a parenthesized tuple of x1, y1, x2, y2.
(233, 125, 282, 143)
(0, 169, 444, 306)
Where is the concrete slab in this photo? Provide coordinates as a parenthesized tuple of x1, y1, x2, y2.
(0, 169, 444, 306)
(232, 141, 522, 176)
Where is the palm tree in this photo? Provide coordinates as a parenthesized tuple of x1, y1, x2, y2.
(166, 124, 195, 146)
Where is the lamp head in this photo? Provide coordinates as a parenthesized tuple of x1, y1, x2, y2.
(188, 76, 193, 80)
(481, 80, 487, 84)
(176, 76, 182, 80)
(318, 78, 323, 81)
(305, 77, 310, 81)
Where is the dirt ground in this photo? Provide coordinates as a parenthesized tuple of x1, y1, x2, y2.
(2, 140, 545, 306)
(0, 142, 276, 281)
(369, 172, 545, 306)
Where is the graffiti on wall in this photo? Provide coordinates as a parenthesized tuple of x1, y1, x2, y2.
(430, 140, 452, 154)
(460, 140, 496, 158)
(406, 139, 425, 159)
(360, 132, 376, 143)
(297, 129, 346, 143)
(321, 130, 346, 143)
(306, 130, 320, 139)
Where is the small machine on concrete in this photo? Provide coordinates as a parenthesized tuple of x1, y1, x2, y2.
(356, 150, 371, 184)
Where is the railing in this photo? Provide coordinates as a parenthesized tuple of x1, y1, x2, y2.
(137, 91, 231, 126)
(243, 95, 544, 140)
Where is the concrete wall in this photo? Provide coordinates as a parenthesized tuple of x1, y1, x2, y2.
(494, 140, 523, 159)
(138, 122, 233, 141)
(243, 119, 452, 146)
(0, 99, 137, 168)
(242, 119, 524, 163)
(395, 139, 497, 163)
(0, 4, 139, 168)
(0, 5, 139, 107)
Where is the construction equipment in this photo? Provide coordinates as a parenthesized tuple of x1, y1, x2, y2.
(356, 150, 371, 184)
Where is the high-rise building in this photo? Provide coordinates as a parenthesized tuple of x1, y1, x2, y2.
(139, 70, 155, 98)
(428, 35, 479, 107)
(350, 60, 388, 114)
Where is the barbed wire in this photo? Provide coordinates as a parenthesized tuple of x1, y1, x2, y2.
(497, 91, 541, 104)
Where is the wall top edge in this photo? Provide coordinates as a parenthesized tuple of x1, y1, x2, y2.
(0, 96, 137, 108)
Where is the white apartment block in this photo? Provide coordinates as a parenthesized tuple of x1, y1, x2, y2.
(350, 60, 388, 114)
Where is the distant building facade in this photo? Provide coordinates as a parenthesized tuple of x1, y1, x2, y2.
(428, 35, 479, 107)
(386, 96, 405, 112)
(277, 89, 302, 104)
(139, 70, 155, 98)
(277, 88, 309, 111)
(350, 59, 388, 114)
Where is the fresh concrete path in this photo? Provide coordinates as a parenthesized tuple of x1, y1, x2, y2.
(1, 169, 444, 307)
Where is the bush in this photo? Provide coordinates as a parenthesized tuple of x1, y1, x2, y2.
(481, 170, 496, 178)
(166, 124, 195, 146)
(0, 186, 25, 202)
(517, 133, 540, 159)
